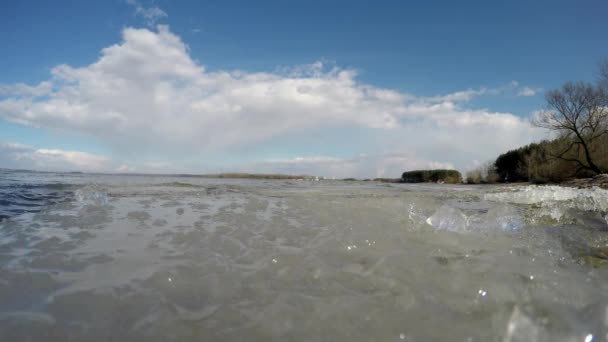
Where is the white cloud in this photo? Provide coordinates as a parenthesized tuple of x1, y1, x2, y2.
(0, 82, 52, 97)
(0, 142, 111, 172)
(126, 0, 167, 27)
(517, 86, 542, 97)
(0, 26, 412, 151)
(0, 26, 548, 176)
(427, 88, 488, 103)
(116, 164, 136, 173)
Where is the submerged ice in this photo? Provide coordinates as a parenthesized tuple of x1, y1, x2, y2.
(426, 205, 468, 232)
(424, 203, 525, 232)
(1, 172, 608, 341)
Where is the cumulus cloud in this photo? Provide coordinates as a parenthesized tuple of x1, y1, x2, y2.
(0, 25, 547, 176)
(126, 0, 167, 27)
(0, 142, 111, 172)
(0, 82, 52, 97)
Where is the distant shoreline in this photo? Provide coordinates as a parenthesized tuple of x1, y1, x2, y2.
(2, 168, 606, 189)
(197, 173, 315, 180)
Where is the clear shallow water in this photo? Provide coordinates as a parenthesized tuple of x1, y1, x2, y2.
(1, 171, 608, 341)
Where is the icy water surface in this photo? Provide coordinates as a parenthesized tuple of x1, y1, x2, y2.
(1, 171, 608, 341)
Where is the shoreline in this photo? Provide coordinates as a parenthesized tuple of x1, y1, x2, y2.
(463, 174, 608, 190)
(554, 174, 608, 190)
(2, 168, 607, 189)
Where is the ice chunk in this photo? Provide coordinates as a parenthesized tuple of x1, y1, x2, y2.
(75, 187, 108, 206)
(484, 205, 523, 231)
(538, 203, 565, 222)
(408, 202, 427, 224)
(487, 187, 608, 225)
(426, 205, 468, 232)
(485, 186, 608, 212)
(504, 306, 542, 342)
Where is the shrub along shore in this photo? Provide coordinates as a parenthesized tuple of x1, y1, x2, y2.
(401, 170, 462, 184)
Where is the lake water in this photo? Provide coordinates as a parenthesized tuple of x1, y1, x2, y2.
(1, 170, 608, 341)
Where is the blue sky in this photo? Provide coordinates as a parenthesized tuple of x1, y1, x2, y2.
(1, 0, 607, 177)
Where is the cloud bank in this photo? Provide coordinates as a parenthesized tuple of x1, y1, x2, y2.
(0, 142, 111, 172)
(0, 25, 546, 176)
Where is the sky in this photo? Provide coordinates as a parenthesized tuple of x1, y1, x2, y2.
(1, 0, 607, 178)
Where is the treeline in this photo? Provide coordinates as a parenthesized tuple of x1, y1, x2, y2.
(475, 136, 608, 184)
(466, 59, 608, 184)
(402, 169, 462, 184)
(467, 127, 608, 184)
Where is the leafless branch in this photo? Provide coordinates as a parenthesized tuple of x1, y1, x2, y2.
(534, 80, 607, 174)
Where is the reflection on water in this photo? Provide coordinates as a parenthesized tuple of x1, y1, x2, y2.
(1, 171, 608, 341)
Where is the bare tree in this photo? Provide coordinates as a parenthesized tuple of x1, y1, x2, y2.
(534, 79, 607, 175)
(600, 58, 608, 90)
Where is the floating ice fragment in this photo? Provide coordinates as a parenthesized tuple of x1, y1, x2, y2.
(584, 334, 593, 342)
(399, 333, 405, 340)
(426, 205, 468, 232)
(483, 205, 523, 231)
(504, 306, 541, 342)
(533, 203, 566, 222)
(485, 185, 608, 211)
(75, 188, 108, 206)
(408, 203, 426, 223)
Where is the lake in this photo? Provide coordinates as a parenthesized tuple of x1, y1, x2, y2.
(1, 170, 608, 341)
